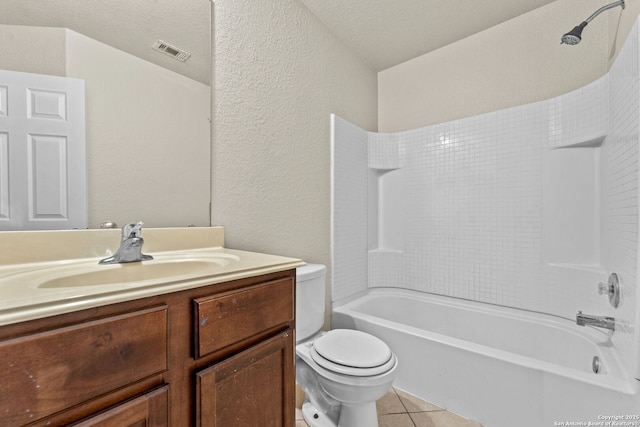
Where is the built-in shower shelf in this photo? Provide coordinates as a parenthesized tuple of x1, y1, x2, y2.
(368, 168, 404, 253)
(553, 134, 605, 149)
(368, 248, 403, 254)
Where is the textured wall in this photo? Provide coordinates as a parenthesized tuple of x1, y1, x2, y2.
(68, 31, 211, 228)
(65, 31, 211, 228)
(212, 0, 377, 278)
(0, 25, 66, 77)
(378, 0, 618, 132)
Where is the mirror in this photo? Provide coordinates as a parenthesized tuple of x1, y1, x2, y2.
(0, 0, 212, 229)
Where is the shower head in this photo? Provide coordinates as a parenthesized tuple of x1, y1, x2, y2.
(561, 0, 625, 45)
(561, 21, 588, 45)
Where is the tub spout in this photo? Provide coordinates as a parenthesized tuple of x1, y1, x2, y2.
(576, 311, 615, 331)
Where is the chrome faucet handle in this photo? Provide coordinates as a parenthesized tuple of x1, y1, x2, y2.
(598, 273, 620, 308)
(98, 221, 152, 264)
(121, 222, 144, 240)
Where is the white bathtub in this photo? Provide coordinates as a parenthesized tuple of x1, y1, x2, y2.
(332, 288, 640, 427)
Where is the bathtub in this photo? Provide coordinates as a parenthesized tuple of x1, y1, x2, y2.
(332, 288, 640, 427)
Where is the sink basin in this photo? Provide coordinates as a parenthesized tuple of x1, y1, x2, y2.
(36, 253, 240, 289)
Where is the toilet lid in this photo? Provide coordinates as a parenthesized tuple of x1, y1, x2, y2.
(312, 329, 392, 369)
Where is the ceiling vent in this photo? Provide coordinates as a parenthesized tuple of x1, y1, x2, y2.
(152, 40, 191, 62)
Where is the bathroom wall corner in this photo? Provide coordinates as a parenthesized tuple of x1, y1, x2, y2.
(368, 132, 404, 170)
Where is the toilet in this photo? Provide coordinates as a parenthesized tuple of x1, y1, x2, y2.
(296, 264, 398, 427)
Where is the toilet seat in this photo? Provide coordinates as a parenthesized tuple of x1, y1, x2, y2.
(310, 329, 395, 377)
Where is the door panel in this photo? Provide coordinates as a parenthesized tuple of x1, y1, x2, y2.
(0, 70, 86, 230)
(28, 134, 68, 218)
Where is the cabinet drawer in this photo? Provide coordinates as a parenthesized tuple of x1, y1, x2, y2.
(194, 277, 294, 358)
(0, 306, 168, 427)
(72, 385, 169, 427)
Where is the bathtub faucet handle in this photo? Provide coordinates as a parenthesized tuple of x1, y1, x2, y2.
(597, 273, 620, 308)
(597, 283, 606, 294)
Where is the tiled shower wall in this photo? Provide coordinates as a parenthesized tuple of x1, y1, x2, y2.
(332, 20, 640, 377)
(603, 18, 639, 377)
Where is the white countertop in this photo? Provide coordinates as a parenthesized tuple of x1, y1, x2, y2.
(0, 227, 304, 326)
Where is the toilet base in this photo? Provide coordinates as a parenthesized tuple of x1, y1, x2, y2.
(302, 401, 338, 427)
(338, 402, 378, 427)
(302, 402, 378, 427)
(302, 400, 380, 427)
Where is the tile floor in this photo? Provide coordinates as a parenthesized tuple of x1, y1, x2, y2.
(295, 386, 483, 427)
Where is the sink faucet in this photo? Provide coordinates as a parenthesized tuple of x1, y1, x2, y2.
(99, 222, 154, 264)
(576, 311, 615, 331)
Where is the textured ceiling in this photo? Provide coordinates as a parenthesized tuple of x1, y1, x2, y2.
(0, 0, 211, 85)
(0, 0, 558, 83)
(299, 0, 557, 71)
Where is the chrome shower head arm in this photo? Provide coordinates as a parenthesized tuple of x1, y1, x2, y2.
(561, 0, 625, 45)
(584, 0, 625, 23)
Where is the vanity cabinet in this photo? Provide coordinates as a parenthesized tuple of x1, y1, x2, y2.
(193, 276, 295, 427)
(0, 269, 296, 427)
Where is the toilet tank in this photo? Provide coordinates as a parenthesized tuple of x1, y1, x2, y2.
(296, 263, 326, 343)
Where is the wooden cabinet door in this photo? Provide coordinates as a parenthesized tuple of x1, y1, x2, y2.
(72, 385, 168, 427)
(196, 330, 294, 427)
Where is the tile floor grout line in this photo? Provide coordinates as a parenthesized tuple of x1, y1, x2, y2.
(393, 387, 418, 427)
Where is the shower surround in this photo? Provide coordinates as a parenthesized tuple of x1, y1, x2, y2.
(332, 16, 640, 392)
